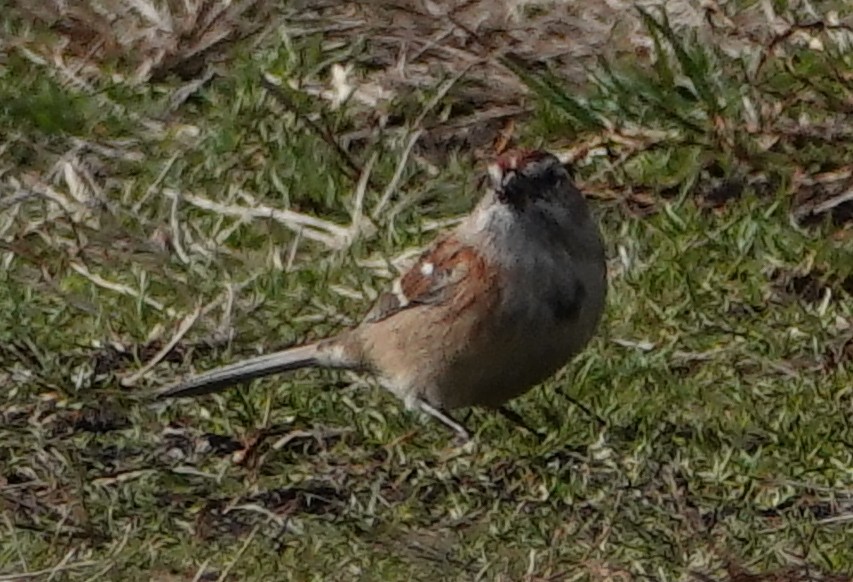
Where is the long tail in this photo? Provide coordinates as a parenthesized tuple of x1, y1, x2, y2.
(156, 343, 326, 399)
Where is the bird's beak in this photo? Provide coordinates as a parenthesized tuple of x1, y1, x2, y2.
(487, 163, 503, 191)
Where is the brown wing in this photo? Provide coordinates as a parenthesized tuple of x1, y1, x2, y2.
(363, 235, 496, 324)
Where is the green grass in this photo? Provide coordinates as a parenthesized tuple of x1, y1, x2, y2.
(1, 3, 852, 581)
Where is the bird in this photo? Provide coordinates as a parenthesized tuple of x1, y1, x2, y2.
(156, 149, 607, 440)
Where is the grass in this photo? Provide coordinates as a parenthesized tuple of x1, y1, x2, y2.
(1, 1, 852, 580)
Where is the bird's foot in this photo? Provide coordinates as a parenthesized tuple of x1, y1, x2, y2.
(417, 400, 471, 444)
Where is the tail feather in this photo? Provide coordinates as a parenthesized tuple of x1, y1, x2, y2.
(156, 343, 321, 399)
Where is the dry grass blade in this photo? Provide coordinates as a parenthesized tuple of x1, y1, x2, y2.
(119, 304, 202, 387)
(69, 262, 174, 315)
(0, 560, 101, 581)
(163, 188, 351, 250)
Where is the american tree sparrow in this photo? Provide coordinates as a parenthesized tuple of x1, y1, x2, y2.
(157, 149, 607, 439)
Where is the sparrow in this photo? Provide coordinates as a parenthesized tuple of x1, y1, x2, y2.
(156, 149, 607, 440)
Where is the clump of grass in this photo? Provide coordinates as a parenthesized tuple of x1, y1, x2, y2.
(520, 7, 853, 226)
(12, 0, 270, 82)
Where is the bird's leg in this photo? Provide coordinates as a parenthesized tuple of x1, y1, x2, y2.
(556, 388, 607, 430)
(417, 400, 471, 442)
(497, 406, 545, 442)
